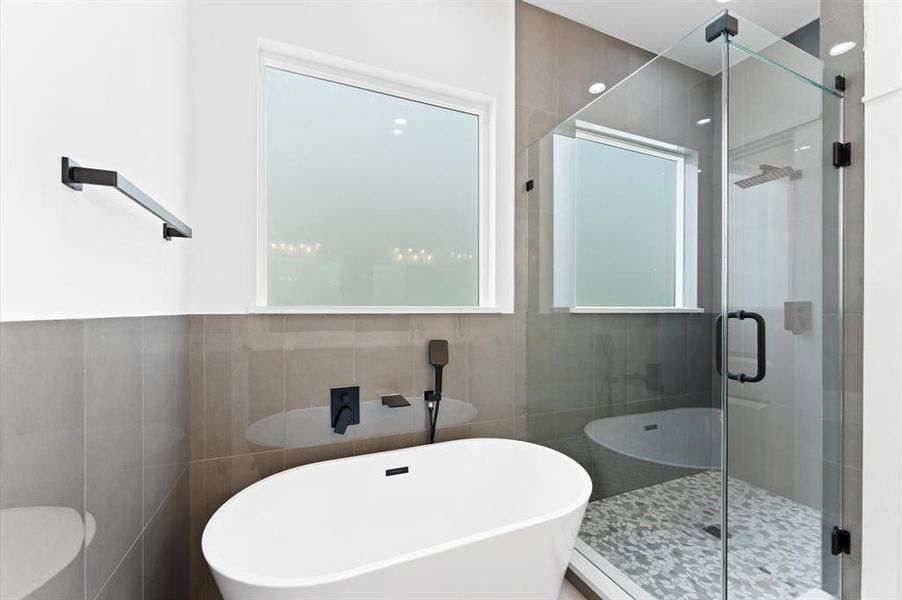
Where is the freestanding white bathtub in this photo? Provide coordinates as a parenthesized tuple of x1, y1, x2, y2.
(202, 438, 591, 599)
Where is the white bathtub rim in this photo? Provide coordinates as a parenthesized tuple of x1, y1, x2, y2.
(203, 438, 592, 590)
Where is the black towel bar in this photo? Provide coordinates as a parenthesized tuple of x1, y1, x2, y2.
(61, 156, 192, 240)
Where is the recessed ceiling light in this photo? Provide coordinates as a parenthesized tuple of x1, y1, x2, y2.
(392, 129, 403, 136)
(696, 117, 712, 126)
(394, 117, 407, 125)
(588, 82, 606, 95)
(829, 41, 856, 56)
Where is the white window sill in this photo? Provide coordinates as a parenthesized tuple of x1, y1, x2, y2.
(250, 305, 511, 315)
(568, 306, 705, 314)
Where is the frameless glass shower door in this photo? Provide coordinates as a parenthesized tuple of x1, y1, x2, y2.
(722, 15, 845, 600)
(524, 10, 845, 600)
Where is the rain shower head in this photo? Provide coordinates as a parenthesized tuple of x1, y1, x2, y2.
(734, 164, 802, 189)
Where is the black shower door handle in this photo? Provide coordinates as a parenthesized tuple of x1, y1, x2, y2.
(715, 310, 767, 383)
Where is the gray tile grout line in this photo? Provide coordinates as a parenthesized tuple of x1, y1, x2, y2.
(280, 315, 287, 465)
(202, 315, 206, 463)
(83, 321, 88, 600)
(141, 317, 145, 600)
(351, 316, 357, 453)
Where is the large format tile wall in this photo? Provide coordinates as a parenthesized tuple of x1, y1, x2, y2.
(516, 0, 718, 500)
(184, 313, 525, 599)
(0, 317, 190, 599)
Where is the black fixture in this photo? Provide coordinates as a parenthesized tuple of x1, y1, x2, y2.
(381, 394, 410, 408)
(525, 179, 535, 192)
(61, 157, 193, 240)
(385, 466, 409, 477)
(832, 526, 852, 555)
(715, 310, 767, 383)
(330, 386, 359, 435)
(705, 11, 738, 43)
(835, 74, 847, 91)
(424, 339, 449, 444)
(833, 141, 852, 168)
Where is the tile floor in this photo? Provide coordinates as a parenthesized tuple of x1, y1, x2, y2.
(579, 471, 821, 600)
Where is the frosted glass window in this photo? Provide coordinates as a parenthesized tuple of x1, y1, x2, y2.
(264, 66, 480, 307)
(573, 135, 681, 307)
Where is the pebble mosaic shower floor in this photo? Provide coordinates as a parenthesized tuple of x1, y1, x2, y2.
(579, 470, 822, 600)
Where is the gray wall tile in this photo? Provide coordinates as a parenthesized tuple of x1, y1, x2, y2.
(594, 315, 628, 407)
(659, 314, 688, 396)
(0, 320, 85, 511)
(144, 315, 189, 525)
(229, 316, 286, 455)
(97, 537, 142, 600)
(188, 315, 206, 461)
(353, 315, 414, 406)
(1, 316, 193, 600)
(468, 315, 518, 422)
(85, 317, 144, 600)
(286, 315, 355, 411)
(626, 315, 661, 402)
(556, 17, 597, 118)
(203, 315, 233, 460)
(515, 0, 558, 115)
(0, 316, 196, 599)
(203, 315, 287, 459)
(594, 33, 632, 92)
(145, 499, 173, 600)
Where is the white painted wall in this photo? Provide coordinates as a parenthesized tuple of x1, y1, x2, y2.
(185, 0, 515, 313)
(0, 0, 191, 321)
(861, 0, 902, 596)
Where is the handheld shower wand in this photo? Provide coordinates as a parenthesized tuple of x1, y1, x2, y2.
(425, 339, 449, 443)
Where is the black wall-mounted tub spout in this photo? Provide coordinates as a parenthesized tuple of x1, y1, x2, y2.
(332, 404, 353, 434)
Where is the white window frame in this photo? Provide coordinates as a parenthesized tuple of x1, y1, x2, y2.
(557, 124, 701, 313)
(254, 39, 501, 314)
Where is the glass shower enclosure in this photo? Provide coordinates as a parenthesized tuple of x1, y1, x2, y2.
(526, 11, 844, 599)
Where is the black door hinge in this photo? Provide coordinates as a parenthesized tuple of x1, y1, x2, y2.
(833, 142, 851, 168)
(835, 74, 847, 91)
(832, 526, 852, 555)
(525, 179, 534, 191)
(705, 12, 739, 43)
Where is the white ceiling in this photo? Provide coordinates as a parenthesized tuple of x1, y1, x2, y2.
(523, 0, 820, 57)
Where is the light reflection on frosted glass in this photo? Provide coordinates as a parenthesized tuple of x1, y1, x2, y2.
(573, 137, 678, 306)
(265, 67, 479, 306)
